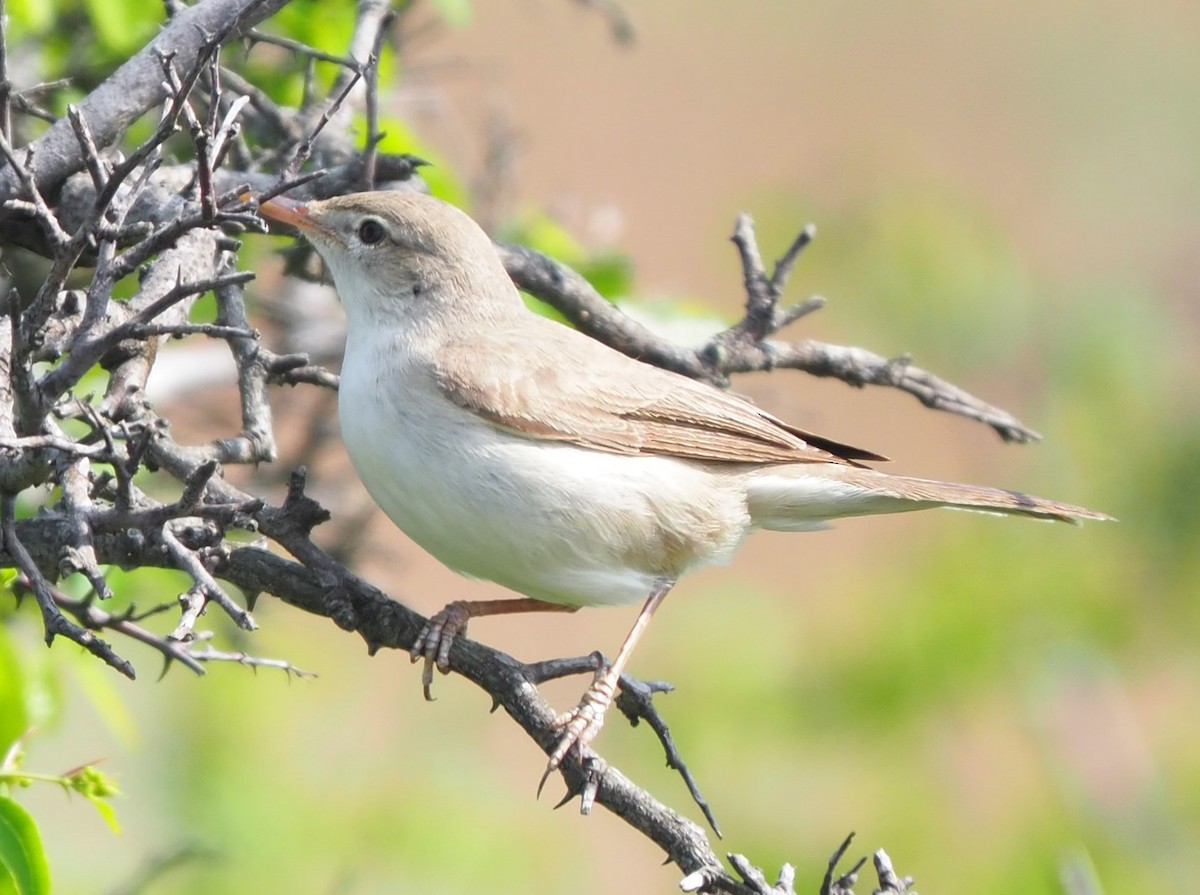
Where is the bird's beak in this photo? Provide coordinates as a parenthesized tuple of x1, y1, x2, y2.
(258, 195, 318, 234)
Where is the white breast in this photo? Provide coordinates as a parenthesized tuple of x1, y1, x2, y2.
(337, 336, 750, 607)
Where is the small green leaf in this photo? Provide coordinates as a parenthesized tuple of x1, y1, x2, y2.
(0, 797, 51, 895)
(84, 794, 120, 835)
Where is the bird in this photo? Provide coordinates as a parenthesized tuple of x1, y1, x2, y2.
(257, 190, 1110, 776)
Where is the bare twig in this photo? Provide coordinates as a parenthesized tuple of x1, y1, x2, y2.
(497, 241, 710, 380)
(66, 106, 110, 194)
(0, 435, 108, 457)
(46, 584, 205, 675)
(128, 322, 258, 340)
(615, 676, 721, 836)
(326, 0, 392, 133)
(186, 645, 317, 677)
(523, 652, 720, 833)
(821, 834, 866, 895)
(280, 67, 365, 183)
(3, 496, 135, 678)
(872, 850, 915, 894)
(348, 1, 396, 187)
(58, 457, 114, 599)
(738, 340, 1041, 443)
(217, 64, 302, 144)
(497, 222, 1042, 442)
(361, 52, 384, 187)
(0, 139, 71, 249)
(0, 11, 11, 143)
(211, 252, 277, 463)
(42, 263, 251, 407)
(245, 29, 363, 69)
(262, 353, 340, 389)
(0, 0, 293, 202)
(170, 587, 209, 644)
(161, 522, 256, 634)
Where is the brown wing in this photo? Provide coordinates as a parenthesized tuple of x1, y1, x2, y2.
(434, 322, 886, 466)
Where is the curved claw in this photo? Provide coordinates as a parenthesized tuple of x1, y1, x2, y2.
(410, 600, 472, 701)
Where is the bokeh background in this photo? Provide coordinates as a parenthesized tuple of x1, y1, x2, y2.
(6, 2, 1198, 893)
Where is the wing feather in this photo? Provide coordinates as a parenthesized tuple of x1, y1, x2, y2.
(434, 324, 884, 467)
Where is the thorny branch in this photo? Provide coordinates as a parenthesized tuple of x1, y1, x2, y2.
(499, 223, 1041, 443)
(0, 0, 1031, 890)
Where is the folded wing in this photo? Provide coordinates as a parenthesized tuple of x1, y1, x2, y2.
(434, 323, 886, 467)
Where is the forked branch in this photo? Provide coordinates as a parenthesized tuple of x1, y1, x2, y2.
(500, 217, 1041, 443)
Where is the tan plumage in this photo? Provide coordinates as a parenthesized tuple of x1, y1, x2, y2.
(434, 325, 887, 466)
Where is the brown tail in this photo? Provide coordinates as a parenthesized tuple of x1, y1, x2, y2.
(879, 472, 1114, 523)
(746, 465, 1114, 531)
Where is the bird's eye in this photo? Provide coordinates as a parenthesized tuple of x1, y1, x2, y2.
(357, 218, 387, 245)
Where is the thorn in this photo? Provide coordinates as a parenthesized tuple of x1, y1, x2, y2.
(551, 787, 573, 811)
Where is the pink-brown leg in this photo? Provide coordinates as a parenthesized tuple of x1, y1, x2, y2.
(413, 598, 578, 699)
(545, 578, 675, 773)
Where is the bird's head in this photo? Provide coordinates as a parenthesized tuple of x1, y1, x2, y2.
(259, 190, 520, 332)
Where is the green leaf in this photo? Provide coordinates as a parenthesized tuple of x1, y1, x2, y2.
(0, 630, 28, 756)
(370, 116, 468, 206)
(6, 0, 54, 32)
(84, 794, 120, 835)
(80, 0, 160, 54)
(267, 0, 357, 56)
(0, 797, 51, 895)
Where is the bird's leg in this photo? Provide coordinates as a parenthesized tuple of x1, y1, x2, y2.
(545, 578, 676, 773)
(412, 598, 578, 699)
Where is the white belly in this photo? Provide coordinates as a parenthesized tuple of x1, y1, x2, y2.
(338, 354, 749, 607)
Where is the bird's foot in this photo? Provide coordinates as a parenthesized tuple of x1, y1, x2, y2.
(410, 600, 472, 700)
(545, 669, 619, 774)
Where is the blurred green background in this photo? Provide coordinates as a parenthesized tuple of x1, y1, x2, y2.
(3, 1, 1197, 893)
